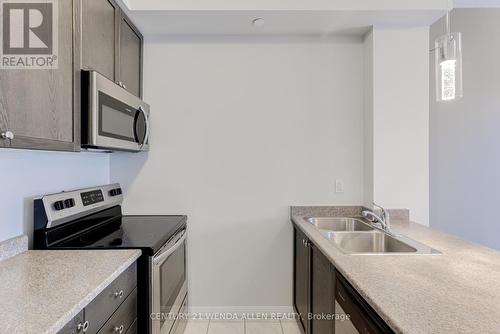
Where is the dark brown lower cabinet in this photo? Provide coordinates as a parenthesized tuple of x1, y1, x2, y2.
(294, 227, 310, 334)
(310, 244, 334, 334)
(293, 224, 394, 334)
(57, 262, 137, 334)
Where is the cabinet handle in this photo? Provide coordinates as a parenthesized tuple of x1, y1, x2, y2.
(113, 289, 124, 298)
(302, 239, 310, 248)
(77, 320, 89, 332)
(1, 131, 14, 140)
(114, 324, 125, 333)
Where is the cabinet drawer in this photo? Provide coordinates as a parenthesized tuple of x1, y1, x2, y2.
(97, 288, 137, 334)
(85, 262, 137, 334)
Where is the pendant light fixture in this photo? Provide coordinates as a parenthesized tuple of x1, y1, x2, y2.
(435, 11, 463, 102)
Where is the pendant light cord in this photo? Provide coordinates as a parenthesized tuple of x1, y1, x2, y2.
(429, 10, 454, 52)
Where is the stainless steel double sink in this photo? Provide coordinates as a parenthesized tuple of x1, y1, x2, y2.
(306, 217, 439, 255)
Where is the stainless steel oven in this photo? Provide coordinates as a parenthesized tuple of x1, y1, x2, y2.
(151, 227, 188, 334)
(81, 70, 151, 152)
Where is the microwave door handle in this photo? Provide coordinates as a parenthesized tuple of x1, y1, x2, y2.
(139, 106, 150, 149)
(153, 230, 186, 266)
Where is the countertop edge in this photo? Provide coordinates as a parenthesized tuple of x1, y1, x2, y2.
(45, 250, 142, 334)
(0, 235, 28, 262)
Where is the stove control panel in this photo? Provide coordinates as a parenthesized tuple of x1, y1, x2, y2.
(36, 183, 123, 229)
(81, 189, 104, 206)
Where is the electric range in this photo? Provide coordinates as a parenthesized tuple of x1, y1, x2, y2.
(33, 183, 187, 334)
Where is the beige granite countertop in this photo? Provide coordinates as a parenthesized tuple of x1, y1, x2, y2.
(292, 207, 500, 334)
(0, 249, 141, 334)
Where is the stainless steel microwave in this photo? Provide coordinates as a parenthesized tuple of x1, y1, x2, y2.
(81, 70, 150, 152)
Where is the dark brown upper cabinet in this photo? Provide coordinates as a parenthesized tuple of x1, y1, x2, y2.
(0, 0, 80, 151)
(119, 14, 143, 98)
(81, 0, 119, 82)
(81, 0, 143, 98)
(0, 0, 144, 152)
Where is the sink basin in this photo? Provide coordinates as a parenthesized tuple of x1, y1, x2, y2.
(306, 217, 374, 231)
(303, 216, 440, 255)
(325, 232, 417, 254)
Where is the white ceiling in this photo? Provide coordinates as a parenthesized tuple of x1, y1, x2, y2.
(116, 0, 500, 37)
(125, 0, 449, 11)
(128, 10, 446, 37)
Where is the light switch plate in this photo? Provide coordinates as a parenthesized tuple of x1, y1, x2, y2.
(335, 179, 344, 193)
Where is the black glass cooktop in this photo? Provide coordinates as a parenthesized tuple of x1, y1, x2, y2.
(53, 214, 186, 256)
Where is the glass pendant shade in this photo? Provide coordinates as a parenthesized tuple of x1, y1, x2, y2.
(435, 32, 463, 102)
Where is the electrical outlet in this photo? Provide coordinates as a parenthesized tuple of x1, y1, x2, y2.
(335, 179, 344, 193)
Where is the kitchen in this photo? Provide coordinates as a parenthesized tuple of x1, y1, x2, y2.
(1, 0, 500, 334)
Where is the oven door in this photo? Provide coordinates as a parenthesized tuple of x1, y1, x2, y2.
(86, 70, 150, 151)
(151, 228, 187, 334)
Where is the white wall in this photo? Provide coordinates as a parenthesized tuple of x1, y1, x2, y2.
(363, 31, 374, 208)
(110, 36, 365, 311)
(0, 149, 109, 244)
(367, 27, 430, 225)
(430, 9, 500, 250)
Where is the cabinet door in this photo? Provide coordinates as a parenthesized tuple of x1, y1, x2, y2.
(57, 310, 84, 334)
(311, 245, 334, 334)
(294, 227, 310, 334)
(81, 0, 118, 82)
(0, 0, 76, 151)
(118, 14, 143, 97)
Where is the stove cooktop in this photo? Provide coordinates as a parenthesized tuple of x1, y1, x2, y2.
(53, 215, 186, 256)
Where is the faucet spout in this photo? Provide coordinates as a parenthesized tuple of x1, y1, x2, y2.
(362, 203, 393, 235)
(373, 202, 390, 231)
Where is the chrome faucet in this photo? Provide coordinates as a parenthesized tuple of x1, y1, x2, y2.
(362, 202, 392, 234)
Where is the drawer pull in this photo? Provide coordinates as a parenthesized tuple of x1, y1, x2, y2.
(114, 325, 124, 333)
(77, 320, 89, 332)
(113, 289, 124, 298)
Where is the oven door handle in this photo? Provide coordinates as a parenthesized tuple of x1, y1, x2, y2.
(153, 230, 186, 266)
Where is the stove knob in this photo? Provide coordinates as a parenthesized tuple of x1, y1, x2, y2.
(53, 200, 64, 211)
(64, 198, 75, 209)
